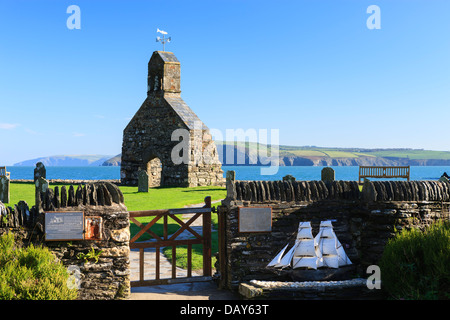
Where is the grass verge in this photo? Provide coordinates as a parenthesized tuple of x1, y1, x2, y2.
(379, 221, 450, 299)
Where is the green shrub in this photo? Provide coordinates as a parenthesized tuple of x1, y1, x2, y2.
(0, 233, 78, 300)
(379, 221, 450, 299)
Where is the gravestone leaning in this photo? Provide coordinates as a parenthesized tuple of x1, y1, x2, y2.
(226, 170, 236, 201)
(35, 177, 49, 211)
(138, 170, 149, 192)
(34, 162, 46, 182)
(0, 176, 10, 203)
(321, 167, 335, 183)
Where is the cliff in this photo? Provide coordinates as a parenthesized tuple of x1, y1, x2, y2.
(101, 153, 450, 167)
(279, 156, 450, 166)
(99, 141, 450, 167)
(102, 154, 121, 166)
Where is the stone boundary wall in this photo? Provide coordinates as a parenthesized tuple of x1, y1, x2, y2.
(219, 175, 450, 291)
(35, 180, 125, 211)
(227, 179, 450, 203)
(11, 179, 121, 185)
(0, 181, 130, 300)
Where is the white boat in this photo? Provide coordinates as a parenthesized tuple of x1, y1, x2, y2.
(267, 220, 351, 270)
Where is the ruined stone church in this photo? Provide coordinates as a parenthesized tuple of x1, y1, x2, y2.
(121, 51, 224, 187)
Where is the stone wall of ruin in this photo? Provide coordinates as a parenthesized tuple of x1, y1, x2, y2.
(121, 93, 224, 188)
(121, 51, 224, 188)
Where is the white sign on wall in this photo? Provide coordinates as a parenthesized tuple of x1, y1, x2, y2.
(238, 207, 272, 233)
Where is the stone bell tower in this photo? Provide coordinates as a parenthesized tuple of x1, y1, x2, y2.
(147, 51, 181, 94)
(121, 51, 224, 188)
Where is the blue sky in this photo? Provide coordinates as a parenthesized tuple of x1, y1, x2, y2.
(0, 0, 449, 165)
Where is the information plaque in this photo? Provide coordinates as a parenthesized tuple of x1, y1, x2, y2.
(238, 207, 272, 233)
(45, 211, 84, 241)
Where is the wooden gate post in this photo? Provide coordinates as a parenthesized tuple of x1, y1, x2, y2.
(217, 204, 227, 289)
(203, 196, 212, 277)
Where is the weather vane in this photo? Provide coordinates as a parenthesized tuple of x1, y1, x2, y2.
(156, 28, 171, 51)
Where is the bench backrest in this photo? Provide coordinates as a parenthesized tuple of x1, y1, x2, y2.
(359, 166, 410, 183)
(0, 167, 10, 179)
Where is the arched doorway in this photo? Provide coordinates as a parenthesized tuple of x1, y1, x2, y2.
(147, 157, 162, 187)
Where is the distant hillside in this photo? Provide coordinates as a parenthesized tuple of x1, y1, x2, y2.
(102, 154, 121, 166)
(214, 142, 450, 166)
(273, 145, 450, 166)
(101, 143, 450, 167)
(14, 155, 114, 167)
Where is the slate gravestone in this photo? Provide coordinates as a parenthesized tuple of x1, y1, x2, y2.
(34, 162, 46, 182)
(226, 170, 236, 197)
(363, 179, 377, 202)
(35, 177, 49, 211)
(283, 174, 296, 183)
(0, 176, 10, 203)
(35, 177, 49, 194)
(138, 170, 149, 192)
(321, 167, 335, 183)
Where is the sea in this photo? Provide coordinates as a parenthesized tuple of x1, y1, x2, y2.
(7, 165, 450, 182)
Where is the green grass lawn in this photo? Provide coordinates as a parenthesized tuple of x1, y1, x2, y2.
(121, 185, 225, 211)
(5, 182, 36, 206)
(124, 185, 224, 244)
(5, 182, 71, 207)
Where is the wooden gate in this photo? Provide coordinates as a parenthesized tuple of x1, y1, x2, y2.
(129, 196, 212, 287)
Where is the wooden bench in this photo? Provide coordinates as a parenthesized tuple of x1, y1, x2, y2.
(0, 166, 10, 179)
(359, 166, 410, 184)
